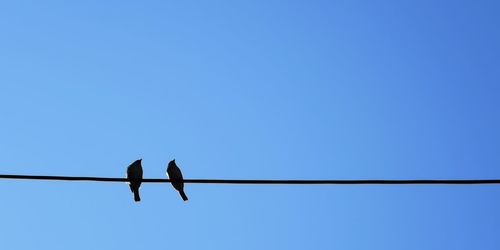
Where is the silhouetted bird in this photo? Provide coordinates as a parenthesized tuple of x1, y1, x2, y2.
(167, 159, 188, 201)
(126, 159, 143, 202)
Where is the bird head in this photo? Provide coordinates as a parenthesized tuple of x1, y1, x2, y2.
(168, 159, 176, 167)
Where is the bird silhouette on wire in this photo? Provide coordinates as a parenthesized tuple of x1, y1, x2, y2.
(126, 159, 143, 202)
(167, 159, 188, 201)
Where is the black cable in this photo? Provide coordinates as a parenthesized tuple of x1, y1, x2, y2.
(0, 174, 499, 184)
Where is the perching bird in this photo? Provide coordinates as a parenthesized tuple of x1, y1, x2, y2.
(167, 159, 188, 201)
(126, 159, 143, 202)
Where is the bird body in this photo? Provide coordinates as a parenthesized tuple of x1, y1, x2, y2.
(126, 159, 143, 202)
(167, 159, 188, 201)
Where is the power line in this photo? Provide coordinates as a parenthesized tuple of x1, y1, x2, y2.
(0, 174, 499, 184)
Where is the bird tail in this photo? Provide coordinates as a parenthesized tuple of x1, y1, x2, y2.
(134, 190, 141, 202)
(180, 190, 188, 201)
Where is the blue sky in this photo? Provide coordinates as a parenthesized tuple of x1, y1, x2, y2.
(0, 0, 499, 249)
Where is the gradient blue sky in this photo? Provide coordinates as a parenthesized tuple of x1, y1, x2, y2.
(1, 1, 499, 249)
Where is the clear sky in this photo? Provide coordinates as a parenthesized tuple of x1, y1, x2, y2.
(0, 1, 499, 249)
